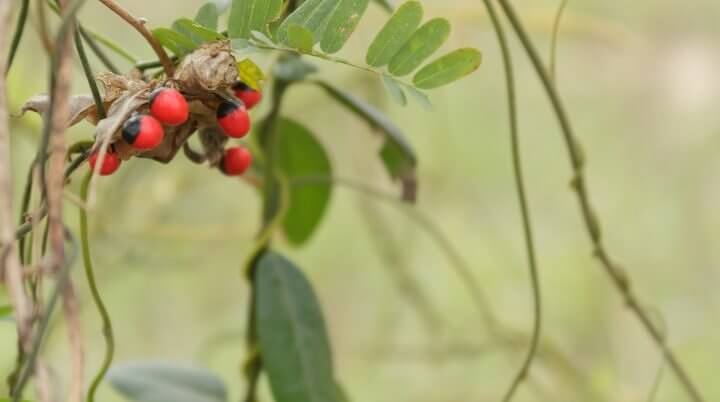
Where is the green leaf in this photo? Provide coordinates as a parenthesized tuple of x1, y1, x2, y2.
(286, 24, 315, 52)
(277, 0, 339, 44)
(275, 118, 333, 246)
(312, 80, 417, 201)
(236, 58, 266, 90)
(372, 0, 393, 13)
(228, 0, 283, 39)
(366, 1, 423, 67)
(255, 251, 338, 402)
(174, 18, 224, 44)
(388, 18, 450, 76)
(195, 3, 219, 30)
(152, 28, 197, 56)
(381, 75, 406, 106)
(107, 362, 227, 402)
(320, 0, 370, 54)
(413, 48, 481, 89)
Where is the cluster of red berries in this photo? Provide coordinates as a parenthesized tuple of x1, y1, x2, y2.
(88, 81, 263, 177)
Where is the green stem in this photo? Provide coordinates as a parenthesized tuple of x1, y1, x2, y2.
(79, 171, 115, 402)
(474, 0, 542, 400)
(79, 26, 120, 74)
(493, 1, 705, 400)
(74, 28, 106, 119)
(86, 29, 138, 64)
(5, 0, 30, 74)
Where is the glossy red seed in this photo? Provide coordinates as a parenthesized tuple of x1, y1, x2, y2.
(222, 146, 252, 176)
(233, 82, 262, 109)
(88, 150, 121, 176)
(122, 115, 165, 150)
(216, 100, 250, 138)
(149, 88, 189, 126)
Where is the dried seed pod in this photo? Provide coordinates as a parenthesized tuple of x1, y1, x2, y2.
(174, 41, 238, 93)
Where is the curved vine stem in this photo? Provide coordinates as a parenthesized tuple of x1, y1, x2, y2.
(473, 0, 543, 400)
(96, 0, 174, 76)
(5, 0, 30, 74)
(74, 28, 106, 119)
(492, 1, 706, 400)
(79, 170, 115, 402)
(549, 0, 569, 81)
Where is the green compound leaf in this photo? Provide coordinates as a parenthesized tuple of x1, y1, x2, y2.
(286, 24, 315, 52)
(228, 0, 283, 39)
(366, 1, 423, 67)
(277, 0, 338, 44)
(319, 0, 371, 54)
(313, 80, 417, 201)
(276, 118, 333, 246)
(106, 362, 227, 402)
(255, 251, 339, 402)
(152, 28, 197, 56)
(413, 48, 482, 89)
(388, 18, 450, 77)
(195, 3, 220, 30)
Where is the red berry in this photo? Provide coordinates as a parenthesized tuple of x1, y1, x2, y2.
(122, 114, 165, 150)
(217, 100, 250, 138)
(88, 149, 121, 176)
(221, 146, 252, 176)
(149, 88, 189, 126)
(232, 82, 262, 109)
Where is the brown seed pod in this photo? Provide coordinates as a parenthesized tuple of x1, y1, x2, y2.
(173, 41, 238, 94)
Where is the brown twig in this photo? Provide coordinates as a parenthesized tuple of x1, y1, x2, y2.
(96, 0, 174, 76)
(48, 1, 85, 401)
(0, 0, 33, 355)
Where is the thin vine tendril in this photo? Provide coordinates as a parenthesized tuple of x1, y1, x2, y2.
(79, 170, 115, 402)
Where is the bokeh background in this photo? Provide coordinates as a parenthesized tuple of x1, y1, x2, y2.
(2, 0, 720, 401)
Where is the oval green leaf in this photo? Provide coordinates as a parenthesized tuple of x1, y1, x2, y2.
(413, 48, 482, 89)
(255, 251, 338, 402)
(106, 362, 227, 402)
(195, 3, 219, 30)
(320, 0, 370, 54)
(287, 24, 315, 52)
(277, 0, 339, 44)
(388, 18, 450, 77)
(236, 58, 266, 90)
(228, 0, 283, 39)
(276, 118, 333, 245)
(152, 28, 197, 56)
(366, 1, 423, 67)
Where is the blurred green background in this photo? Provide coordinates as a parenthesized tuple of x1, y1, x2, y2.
(2, 0, 720, 401)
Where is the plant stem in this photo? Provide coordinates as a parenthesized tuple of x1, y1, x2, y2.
(79, 170, 115, 402)
(79, 26, 120, 74)
(493, 1, 705, 400)
(96, 0, 174, 76)
(5, 0, 30, 74)
(473, 0, 543, 400)
(74, 28, 106, 119)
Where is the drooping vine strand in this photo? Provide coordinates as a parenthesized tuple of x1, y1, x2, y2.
(96, 0, 175, 76)
(78, 26, 120, 74)
(79, 170, 116, 402)
(492, 1, 706, 400)
(5, 0, 30, 74)
(472, 0, 543, 400)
